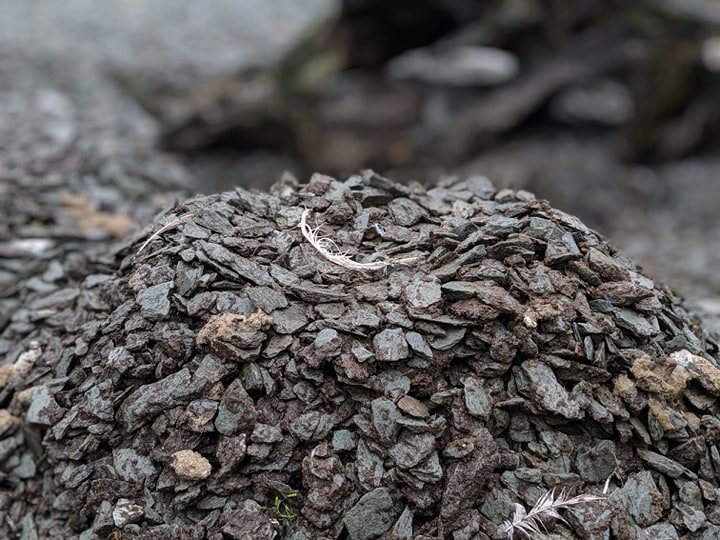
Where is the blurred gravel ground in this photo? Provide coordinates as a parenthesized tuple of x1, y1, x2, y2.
(0, 0, 334, 83)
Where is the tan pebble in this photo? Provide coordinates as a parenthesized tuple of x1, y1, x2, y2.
(170, 449, 212, 480)
(0, 365, 15, 388)
(17, 386, 40, 405)
(196, 310, 273, 346)
(0, 409, 20, 434)
(14, 340, 42, 376)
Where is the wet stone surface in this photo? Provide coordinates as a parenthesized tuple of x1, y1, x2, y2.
(1, 170, 720, 538)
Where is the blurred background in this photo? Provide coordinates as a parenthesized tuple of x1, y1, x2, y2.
(1, 0, 719, 330)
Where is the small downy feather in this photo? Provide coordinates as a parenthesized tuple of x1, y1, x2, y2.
(501, 488, 605, 539)
(299, 208, 419, 271)
(136, 212, 195, 256)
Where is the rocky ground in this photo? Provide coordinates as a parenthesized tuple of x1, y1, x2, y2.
(2, 170, 720, 539)
(2, 1, 720, 539)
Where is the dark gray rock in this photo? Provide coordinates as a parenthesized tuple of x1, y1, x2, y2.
(514, 360, 583, 419)
(136, 281, 173, 320)
(343, 488, 396, 540)
(247, 286, 289, 312)
(215, 378, 257, 436)
(25, 385, 65, 425)
(389, 433, 436, 469)
(575, 440, 618, 483)
(388, 198, 428, 227)
(617, 470, 664, 528)
(404, 275, 442, 311)
(113, 448, 157, 484)
(373, 328, 409, 362)
(463, 377, 492, 420)
(371, 398, 402, 444)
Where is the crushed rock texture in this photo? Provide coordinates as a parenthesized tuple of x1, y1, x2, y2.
(1, 171, 720, 539)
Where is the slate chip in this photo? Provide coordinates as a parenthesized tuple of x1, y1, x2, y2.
(136, 281, 173, 321)
(343, 488, 397, 540)
(373, 328, 409, 361)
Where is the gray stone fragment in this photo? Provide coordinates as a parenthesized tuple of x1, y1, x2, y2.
(575, 440, 618, 483)
(377, 371, 411, 399)
(118, 368, 200, 429)
(352, 308, 382, 328)
(643, 523, 679, 540)
(526, 217, 565, 240)
(463, 378, 492, 420)
(343, 488, 396, 540)
(246, 443, 272, 459)
(429, 327, 466, 350)
(483, 215, 520, 236)
(29, 287, 79, 310)
(356, 439, 385, 490)
(25, 385, 64, 425)
(404, 275, 442, 311)
(373, 328, 409, 362)
(389, 433, 436, 469)
(587, 247, 630, 281)
(615, 308, 660, 337)
(371, 398, 402, 443)
(215, 378, 257, 436)
(332, 429, 355, 452)
(480, 489, 516, 524)
(246, 286, 288, 312)
(113, 448, 157, 484)
(251, 422, 283, 443)
(80, 381, 114, 422)
(410, 451, 443, 483)
(352, 343, 374, 362)
(637, 448, 689, 478)
(539, 430, 574, 457)
(440, 281, 482, 299)
(180, 399, 218, 432)
(405, 332, 433, 359)
(175, 261, 203, 296)
(289, 411, 335, 440)
(136, 281, 173, 320)
(388, 197, 427, 226)
(385, 311, 413, 328)
(389, 506, 414, 539)
(11, 451, 36, 479)
(545, 232, 582, 264)
(271, 304, 309, 334)
(515, 360, 583, 419)
(314, 328, 342, 357)
(198, 241, 274, 286)
(616, 470, 663, 527)
(675, 502, 706, 532)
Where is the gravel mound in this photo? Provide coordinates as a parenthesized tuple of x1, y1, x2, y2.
(1, 171, 720, 539)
